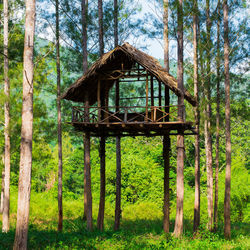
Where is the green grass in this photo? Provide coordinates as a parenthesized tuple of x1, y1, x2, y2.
(0, 190, 249, 249)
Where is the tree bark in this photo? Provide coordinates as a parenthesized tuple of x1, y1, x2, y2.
(174, 0, 185, 237)
(223, 0, 231, 239)
(2, 0, 10, 233)
(193, 0, 200, 233)
(114, 0, 118, 47)
(13, 0, 36, 249)
(214, 0, 221, 232)
(56, 0, 63, 232)
(81, 0, 88, 220)
(163, 0, 170, 233)
(205, 0, 213, 231)
(0, 169, 4, 214)
(97, 0, 106, 230)
(81, 0, 88, 73)
(98, 0, 104, 55)
(114, 136, 121, 231)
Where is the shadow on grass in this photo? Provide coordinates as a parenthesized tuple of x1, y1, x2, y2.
(0, 219, 249, 249)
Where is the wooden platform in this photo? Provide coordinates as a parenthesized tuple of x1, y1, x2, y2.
(71, 121, 196, 137)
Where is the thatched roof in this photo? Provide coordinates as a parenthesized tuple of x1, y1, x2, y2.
(61, 43, 197, 106)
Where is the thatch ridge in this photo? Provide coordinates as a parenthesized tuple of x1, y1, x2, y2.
(61, 43, 197, 106)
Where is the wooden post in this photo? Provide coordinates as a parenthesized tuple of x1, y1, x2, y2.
(97, 136, 106, 231)
(145, 72, 149, 121)
(159, 81, 162, 107)
(97, 79, 101, 122)
(163, 134, 170, 233)
(114, 136, 121, 230)
(114, 78, 121, 230)
(163, 85, 170, 233)
(84, 95, 93, 231)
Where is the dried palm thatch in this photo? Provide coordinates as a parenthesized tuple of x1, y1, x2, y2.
(61, 43, 197, 106)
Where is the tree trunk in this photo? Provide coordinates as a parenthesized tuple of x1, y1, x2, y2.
(163, 0, 170, 233)
(2, 0, 10, 233)
(223, 0, 231, 239)
(97, 0, 106, 231)
(0, 169, 5, 214)
(81, 0, 88, 220)
(214, 0, 221, 232)
(56, 0, 63, 232)
(114, 0, 121, 231)
(193, 0, 200, 233)
(114, 136, 121, 231)
(205, 0, 213, 231)
(13, 0, 36, 249)
(114, 0, 118, 47)
(81, 0, 88, 73)
(98, 0, 104, 55)
(174, 0, 185, 237)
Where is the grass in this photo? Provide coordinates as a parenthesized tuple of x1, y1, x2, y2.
(0, 190, 249, 249)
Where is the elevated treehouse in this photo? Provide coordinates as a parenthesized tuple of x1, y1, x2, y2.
(62, 43, 197, 136)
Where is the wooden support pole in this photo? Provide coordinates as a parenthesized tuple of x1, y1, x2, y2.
(159, 81, 162, 107)
(145, 72, 149, 121)
(114, 78, 121, 231)
(97, 79, 101, 122)
(151, 75, 154, 107)
(84, 96, 93, 231)
(163, 134, 170, 233)
(163, 85, 170, 233)
(151, 75, 154, 121)
(114, 136, 121, 230)
(97, 136, 106, 231)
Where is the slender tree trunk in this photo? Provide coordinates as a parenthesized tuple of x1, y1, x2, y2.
(56, 0, 63, 232)
(81, 0, 88, 220)
(81, 0, 88, 73)
(0, 169, 4, 214)
(223, 0, 231, 239)
(174, 0, 185, 237)
(13, 0, 36, 249)
(98, 0, 104, 55)
(97, 0, 106, 231)
(2, 0, 10, 233)
(193, 0, 200, 233)
(114, 0, 118, 47)
(113, 0, 121, 231)
(163, 0, 170, 233)
(114, 136, 121, 230)
(205, 0, 213, 231)
(214, 0, 221, 232)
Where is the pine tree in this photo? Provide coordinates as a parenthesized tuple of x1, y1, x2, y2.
(223, 0, 231, 239)
(2, 0, 10, 233)
(56, 0, 63, 232)
(13, 0, 36, 248)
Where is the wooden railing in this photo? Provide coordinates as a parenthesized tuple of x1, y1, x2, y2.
(72, 105, 184, 124)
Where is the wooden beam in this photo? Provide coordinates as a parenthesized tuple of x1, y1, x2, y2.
(159, 81, 162, 107)
(97, 136, 106, 231)
(97, 79, 101, 122)
(114, 136, 121, 230)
